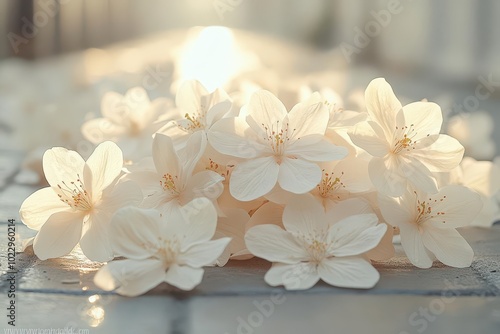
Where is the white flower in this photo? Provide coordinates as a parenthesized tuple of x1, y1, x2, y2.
(94, 200, 231, 296)
(311, 157, 372, 209)
(378, 185, 483, 268)
(19, 142, 143, 261)
(247, 201, 285, 230)
(158, 80, 232, 147)
(128, 132, 224, 216)
(248, 196, 395, 261)
(439, 157, 500, 227)
(209, 90, 348, 201)
(446, 111, 496, 160)
(214, 207, 252, 266)
(82, 87, 172, 162)
(264, 156, 372, 209)
(349, 78, 464, 196)
(245, 196, 386, 290)
(200, 157, 265, 213)
(300, 90, 366, 157)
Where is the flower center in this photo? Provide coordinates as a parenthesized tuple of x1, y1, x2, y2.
(293, 231, 329, 263)
(56, 174, 93, 211)
(414, 192, 447, 226)
(160, 173, 180, 194)
(206, 158, 233, 181)
(318, 170, 345, 198)
(140, 236, 180, 267)
(262, 120, 296, 158)
(157, 238, 181, 267)
(178, 112, 205, 133)
(307, 239, 328, 263)
(392, 124, 419, 154)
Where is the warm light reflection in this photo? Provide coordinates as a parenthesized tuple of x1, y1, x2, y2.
(87, 305, 105, 327)
(88, 294, 100, 303)
(83, 48, 113, 83)
(178, 26, 258, 92)
(80, 295, 106, 328)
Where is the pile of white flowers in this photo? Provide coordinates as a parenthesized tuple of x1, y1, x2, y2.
(19, 78, 500, 296)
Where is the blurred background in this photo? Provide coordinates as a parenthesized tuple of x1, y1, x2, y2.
(0, 0, 498, 173)
(2, 0, 500, 77)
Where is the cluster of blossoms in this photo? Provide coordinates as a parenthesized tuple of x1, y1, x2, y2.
(19, 78, 500, 296)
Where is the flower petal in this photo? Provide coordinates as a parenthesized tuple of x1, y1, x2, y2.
(81, 118, 127, 144)
(19, 187, 69, 230)
(264, 262, 320, 290)
(401, 157, 438, 194)
(163, 197, 218, 245)
(325, 197, 374, 225)
(349, 121, 390, 157)
(245, 225, 309, 264)
(142, 190, 173, 211)
(230, 157, 279, 201)
(179, 238, 231, 267)
(365, 78, 402, 138)
(461, 158, 500, 197)
(402, 102, 442, 138)
(278, 158, 321, 194)
(137, 98, 172, 130)
(246, 90, 287, 136)
(412, 134, 464, 172)
(33, 211, 84, 260)
(79, 213, 114, 262)
(42, 147, 85, 188)
(214, 231, 232, 266)
(100, 91, 131, 125)
(182, 170, 224, 203)
(421, 227, 473, 268)
(94, 259, 165, 297)
(157, 120, 191, 144)
(286, 100, 329, 138)
(282, 195, 328, 235)
(318, 256, 379, 289)
(164, 264, 204, 291)
(369, 156, 407, 197)
(365, 225, 395, 261)
(126, 170, 163, 198)
(99, 180, 143, 212)
(246, 202, 285, 230)
(216, 207, 249, 243)
(84, 141, 123, 195)
(152, 133, 180, 177)
(399, 222, 434, 268)
(287, 135, 348, 161)
(205, 90, 232, 127)
(426, 185, 483, 228)
(378, 194, 413, 227)
(208, 117, 267, 158)
(328, 214, 386, 257)
(178, 131, 208, 182)
(109, 207, 162, 259)
(175, 80, 209, 115)
(156, 199, 183, 217)
(330, 157, 372, 193)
